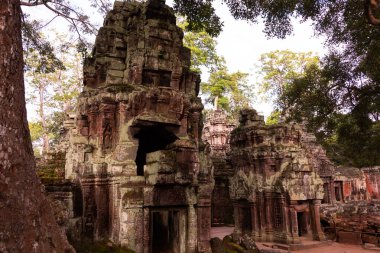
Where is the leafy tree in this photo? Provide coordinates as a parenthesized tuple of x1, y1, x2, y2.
(266, 110, 282, 125)
(178, 18, 223, 73)
(201, 64, 252, 116)
(281, 59, 380, 167)
(25, 32, 82, 155)
(173, 0, 223, 37)
(256, 50, 319, 104)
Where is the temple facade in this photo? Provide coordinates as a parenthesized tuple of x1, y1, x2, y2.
(202, 110, 235, 225)
(63, 1, 214, 252)
(228, 109, 325, 244)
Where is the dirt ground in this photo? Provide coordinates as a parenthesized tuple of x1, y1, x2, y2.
(294, 242, 378, 253)
(210, 227, 380, 253)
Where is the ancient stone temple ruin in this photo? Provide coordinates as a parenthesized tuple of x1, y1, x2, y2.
(202, 110, 235, 225)
(228, 109, 325, 244)
(36, 0, 380, 251)
(64, 0, 214, 252)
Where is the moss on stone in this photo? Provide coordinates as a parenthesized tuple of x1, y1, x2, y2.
(72, 239, 135, 253)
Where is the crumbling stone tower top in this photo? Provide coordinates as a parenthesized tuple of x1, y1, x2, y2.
(83, 0, 197, 93)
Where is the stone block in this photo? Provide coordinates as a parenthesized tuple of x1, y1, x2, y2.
(337, 231, 362, 244)
(108, 70, 124, 78)
(362, 233, 379, 245)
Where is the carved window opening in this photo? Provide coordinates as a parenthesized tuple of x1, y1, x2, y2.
(142, 70, 172, 87)
(334, 181, 343, 202)
(134, 125, 178, 176)
(322, 183, 330, 204)
(273, 200, 283, 230)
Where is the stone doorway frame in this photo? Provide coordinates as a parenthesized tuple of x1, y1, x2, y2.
(149, 207, 188, 253)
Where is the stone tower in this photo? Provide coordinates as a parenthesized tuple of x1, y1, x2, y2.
(229, 109, 325, 244)
(202, 110, 235, 225)
(64, 1, 214, 252)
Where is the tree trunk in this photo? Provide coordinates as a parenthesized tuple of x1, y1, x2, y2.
(0, 1, 73, 252)
(39, 82, 49, 156)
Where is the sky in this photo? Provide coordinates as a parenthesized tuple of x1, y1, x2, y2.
(23, 0, 327, 119)
(210, 1, 327, 116)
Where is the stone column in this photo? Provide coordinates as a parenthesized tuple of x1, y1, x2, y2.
(311, 199, 325, 241)
(250, 198, 260, 241)
(197, 198, 212, 253)
(233, 201, 241, 234)
(142, 207, 150, 253)
(289, 201, 300, 244)
(280, 196, 292, 243)
(264, 192, 273, 241)
(187, 205, 197, 253)
(330, 179, 336, 204)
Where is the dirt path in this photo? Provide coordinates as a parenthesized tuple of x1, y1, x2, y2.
(293, 242, 378, 253)
(210, 227, 379, 253)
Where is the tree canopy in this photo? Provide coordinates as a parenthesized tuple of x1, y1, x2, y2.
(256, 50, 319, 105)
(201, 64, 251, 115)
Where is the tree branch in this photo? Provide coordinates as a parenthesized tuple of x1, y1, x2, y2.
(43, 1, 97, 34)
(20, 1, 45, 7)
(37, 15, 59, 30)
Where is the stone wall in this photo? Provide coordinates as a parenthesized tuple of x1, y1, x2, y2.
(363, 167, 380, 199)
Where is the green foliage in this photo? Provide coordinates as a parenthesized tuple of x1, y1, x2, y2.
(256, 50, 319, 104)
(173, 0, 223, 37)
(281, 60, 380, 167)
(178, 19, 222, 73)
(25, 30, 82, 153)
(22, 15, 65, 74)
(201, 64, 252, 117)
(29, 121, 43, 142)
(266, 110, 281, 125)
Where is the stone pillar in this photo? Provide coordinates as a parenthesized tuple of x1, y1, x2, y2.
(187, 205, 197, 253)
(109, 179, 121, 243)
(142, 207, 150, 253)
(289, 201, 300, 244)
(264, 192, 273, 241)
(330, 179, 336, 204)
(197, 199, 212, 252)
(311, 199, 325, 241)
(233, 201, 241, 234)
(250, 198, 260, 241)
(281, 196, 292, 243)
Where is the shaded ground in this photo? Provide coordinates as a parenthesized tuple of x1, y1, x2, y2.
(210, 227, 380, 253)
(295, 242, 378, 253)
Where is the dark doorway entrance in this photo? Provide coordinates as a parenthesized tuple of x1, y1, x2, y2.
(297, 212, 308, 237)
(238, 200, 252, 234)
(152, 210, 180, 253)
(322, 183, 330, 204)
(334, 181, 343, 202)
(134, 125, 178, 176)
